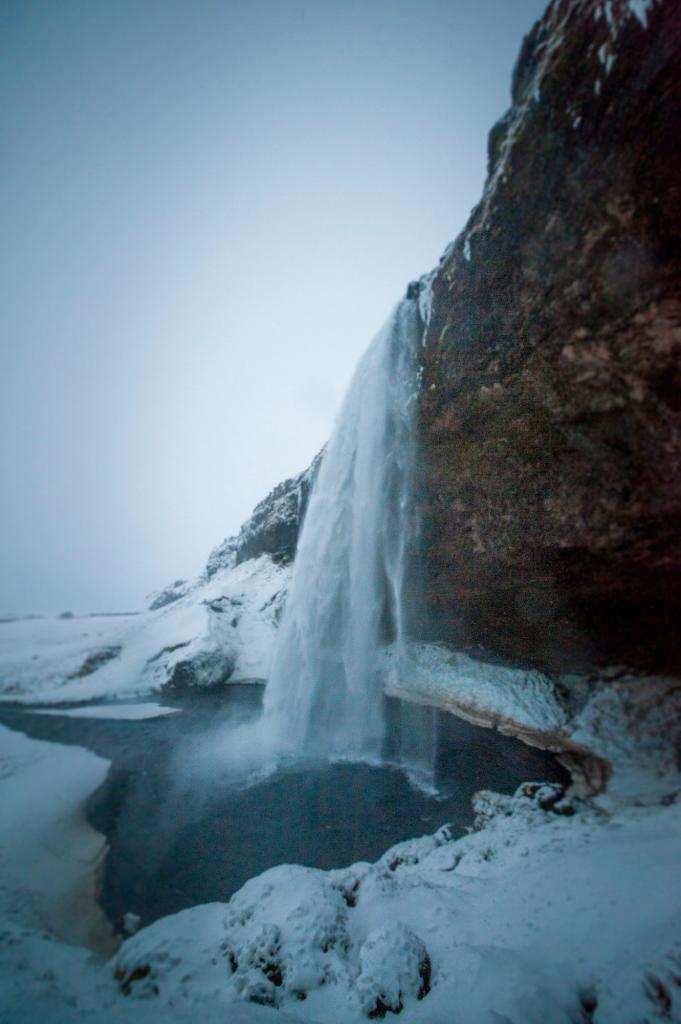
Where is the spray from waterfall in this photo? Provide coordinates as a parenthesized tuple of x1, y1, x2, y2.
(264, 288, 434, 774)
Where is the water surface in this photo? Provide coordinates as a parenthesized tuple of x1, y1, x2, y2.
(0, 687, 569, 934)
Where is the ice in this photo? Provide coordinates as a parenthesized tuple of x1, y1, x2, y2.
(32, 702, 181, 720)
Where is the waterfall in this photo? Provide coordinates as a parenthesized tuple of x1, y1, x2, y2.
(263, 292, 423, 762)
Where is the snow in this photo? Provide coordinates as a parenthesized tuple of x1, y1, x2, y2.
(603, 0, 616, 33)
(146, 578, 190, 610)
(568, 674, 681, 804)
(112, 788, 681, 1023)
(33, 701, 181, 720)
(0, 723, 114, 953)
(1, 636, 679, 1021)
(0, 721, 303, 1024)
(628, 0, 655, 25)
(598, 43, 616, 73)
(600, 0, 656, 34)
(416, 268, 437, 327)
(356, 922, 430, 1017)
(0, 554, 290, 705)
(382, 643, 568, 737)
(383, 641, 681, 803)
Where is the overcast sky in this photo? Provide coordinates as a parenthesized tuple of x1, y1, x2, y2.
(1, 0, 546, 613)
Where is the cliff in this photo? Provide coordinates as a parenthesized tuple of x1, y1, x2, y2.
(204, 451, 322, 580)
(416, 0, 681, 673)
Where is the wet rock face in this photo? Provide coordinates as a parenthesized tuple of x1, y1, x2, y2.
(417, 0, 681, 672)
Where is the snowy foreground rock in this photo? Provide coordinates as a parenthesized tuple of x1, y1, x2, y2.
(0, 554, 290, 704)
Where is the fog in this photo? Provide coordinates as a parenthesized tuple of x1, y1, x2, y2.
(1, 0, 546, 612)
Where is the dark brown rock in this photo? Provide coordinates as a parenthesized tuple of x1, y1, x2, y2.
(234, 450, 322, 567)
(204, 450, 323, 578)
(416, 0, 681, 673)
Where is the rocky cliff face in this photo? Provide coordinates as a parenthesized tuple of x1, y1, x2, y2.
(416, 0, 681, 673)
(204, 451, 322, 581)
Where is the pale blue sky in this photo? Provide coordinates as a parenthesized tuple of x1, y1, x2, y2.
(1, 0, 546, 612)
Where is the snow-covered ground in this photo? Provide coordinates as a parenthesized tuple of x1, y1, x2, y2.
(0, 722, 304, 1024)
(2, 562, 680, 1021)
(107, 646, 681, 1023)
(0, 555, 290, 705)
(2, 708, 679, 1024)
(114, 785, 681, 1023)
(0, 723, 114, 955)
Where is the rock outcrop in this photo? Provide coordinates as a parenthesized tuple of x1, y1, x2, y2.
(416, 0, 681, 673)
(147, 579, 190, 611)
(205, 451, 322, 579)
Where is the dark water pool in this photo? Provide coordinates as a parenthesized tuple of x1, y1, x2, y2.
(0, 688, 569, 934)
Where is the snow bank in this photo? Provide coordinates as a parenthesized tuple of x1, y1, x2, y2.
(0, 723, 113, 953)
(113, 783, 681, 1023)
(0, 721, 303, 1024)
(0, 555, 290, 705)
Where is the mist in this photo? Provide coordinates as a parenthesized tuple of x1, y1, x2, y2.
(1, 0, 546, 612)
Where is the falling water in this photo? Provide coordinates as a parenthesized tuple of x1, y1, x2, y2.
(264, 291, 432, 769)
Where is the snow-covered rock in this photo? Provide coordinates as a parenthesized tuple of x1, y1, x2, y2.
(384, 641, 681, 802)
(0, 447, 321, 705)
(201, 450, 322, 584)
(204, 535, 239, 579)
(147, 578, 190, 611)
(0, 554, 290, 704)
(356, 922, 431, 1018)
(229, 450, 323, 568)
